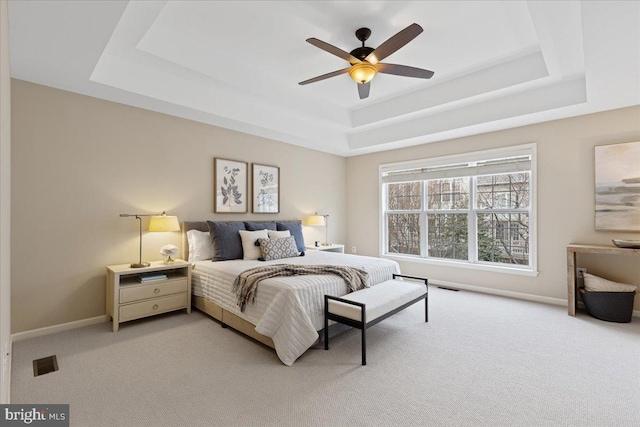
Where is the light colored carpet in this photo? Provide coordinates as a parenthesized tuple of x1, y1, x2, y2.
(10, 287, 640, 427)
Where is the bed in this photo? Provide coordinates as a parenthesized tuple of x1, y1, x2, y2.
(184, 221, 400, 366)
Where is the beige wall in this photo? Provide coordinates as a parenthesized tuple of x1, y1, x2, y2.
(346, 106, 640, 310)
(1, 0, 12, 403)
(9, 77, 640, 333)
(11, 79, 346, 333)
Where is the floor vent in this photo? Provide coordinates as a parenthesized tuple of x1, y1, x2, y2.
(33, 355, 58, 377)
(438, 287, 459, 292)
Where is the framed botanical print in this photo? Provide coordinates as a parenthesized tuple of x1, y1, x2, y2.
(214, 158, 248, 213)
(595, 141, 640, 231)
(252, 163, 279, 213)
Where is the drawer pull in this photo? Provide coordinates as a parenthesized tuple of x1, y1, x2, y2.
(154, 288, 160, 294)
(152, 304, 159, 310)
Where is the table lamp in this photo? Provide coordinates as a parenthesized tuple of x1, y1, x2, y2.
(120, 211, 180, 268)
(307, 213, 330, 246)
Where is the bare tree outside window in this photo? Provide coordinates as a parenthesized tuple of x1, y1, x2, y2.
(427, 213, 468, 260)
(388, 214, 421, 255)
(386, 182, 421, 255)
(476, 173, 530, 265)
(427, 179, 469, 210)
(426, 178, 469, 260)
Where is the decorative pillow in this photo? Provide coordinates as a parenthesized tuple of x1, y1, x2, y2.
(186, 229, 211, 262)
(245, 221, 277, 231)
(258, 236, 299, 261)
(584, 273, 637, 292)
(239, 229, 269, 260)
(267, 230, 290, 239)
(207, 221, 246, 261)
(276, 221, 306, 253)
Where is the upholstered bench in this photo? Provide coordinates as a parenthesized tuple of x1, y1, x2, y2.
(324, 274, 428, 365)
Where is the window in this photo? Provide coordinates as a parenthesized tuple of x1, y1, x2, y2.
(380, 145, 536, 274)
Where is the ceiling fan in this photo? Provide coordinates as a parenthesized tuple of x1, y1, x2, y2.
(299, 23, 434, 100)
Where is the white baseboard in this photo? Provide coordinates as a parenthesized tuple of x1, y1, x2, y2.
(434, 280, 640, 318)
(430, 279, 567, 306)
(11, 315, 108, 342)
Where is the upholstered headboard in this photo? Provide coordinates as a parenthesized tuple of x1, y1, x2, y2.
(184, 221, 209, 233)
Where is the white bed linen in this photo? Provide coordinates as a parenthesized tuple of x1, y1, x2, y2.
(191, 251, 400, 365)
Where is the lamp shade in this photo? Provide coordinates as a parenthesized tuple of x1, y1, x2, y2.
(306, 214, 326, 227)
(148, 213, 180, 232)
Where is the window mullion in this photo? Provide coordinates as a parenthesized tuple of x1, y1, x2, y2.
(382, 184, 387, 255)
(421, 181, 427, 257)
(469, 176, 477, 263)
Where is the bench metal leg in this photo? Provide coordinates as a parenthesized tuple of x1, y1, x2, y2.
(425, 294, 428, 323)
(361, 327, 366, 366)
(324, 295, 329, 350)
(324, 324, 329, 350)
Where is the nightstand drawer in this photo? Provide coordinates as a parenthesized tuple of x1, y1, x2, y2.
(119, 293, 188, 322)
(119, 278, 188, 304)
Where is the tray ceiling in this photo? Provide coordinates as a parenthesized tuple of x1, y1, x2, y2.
(8, 1, 640, 156)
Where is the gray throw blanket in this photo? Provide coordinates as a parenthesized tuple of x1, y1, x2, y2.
(232, 264, 370, 312)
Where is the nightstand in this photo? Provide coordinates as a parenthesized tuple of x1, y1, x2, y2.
(106, 260, 191, 332)
(305, 244, 345, 254)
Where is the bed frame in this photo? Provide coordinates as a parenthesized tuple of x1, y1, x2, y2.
(183, 220, 353, 353)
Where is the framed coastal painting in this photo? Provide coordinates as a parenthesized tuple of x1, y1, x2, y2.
(594, 141, 640, 231)
(214, 158, 248, 213)
(252, 163, 279, 213)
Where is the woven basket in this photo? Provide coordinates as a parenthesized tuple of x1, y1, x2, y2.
(580, 288, 635, 323)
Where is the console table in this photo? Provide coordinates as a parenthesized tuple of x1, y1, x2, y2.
(567, 244, 640, 316)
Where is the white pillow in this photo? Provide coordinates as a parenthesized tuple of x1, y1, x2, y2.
(267, 230, 290, 239)
(584, 273, 637, 292)
(239, 229, 269, 260)
(186, 230, 211, 262)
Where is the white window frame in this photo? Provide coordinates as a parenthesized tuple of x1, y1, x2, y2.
(379, 144, 538, 277)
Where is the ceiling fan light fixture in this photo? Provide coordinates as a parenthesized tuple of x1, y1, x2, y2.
(348, 62, 377, 84)
(300, 24, 431, 99)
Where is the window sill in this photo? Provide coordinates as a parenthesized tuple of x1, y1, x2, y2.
(381, 253, 539, 277)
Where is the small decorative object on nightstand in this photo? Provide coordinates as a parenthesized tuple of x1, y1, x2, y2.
(160, 244, 179, 264)
(106, 260, 191, 332)
(305, 243, 345, 254)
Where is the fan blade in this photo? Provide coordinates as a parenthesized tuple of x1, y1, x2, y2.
(307, 38, 362, 64)
(364, 23, 423, 64)
(299, 67, 351, 85)
(357, 82, 370, 99)
(377, 63, 434, 79)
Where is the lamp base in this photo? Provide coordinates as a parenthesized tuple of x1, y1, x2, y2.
(130, 261, 151, 268)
